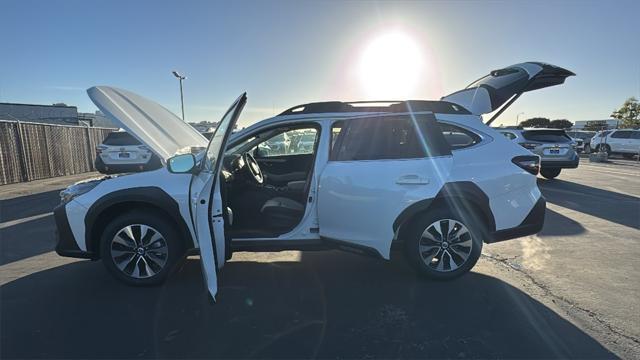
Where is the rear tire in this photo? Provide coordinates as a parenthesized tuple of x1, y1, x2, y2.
(583, 144, 591, 153)
(540, 168, 561, 179)
(100, 211, 185, 286)
(403, 208, 484, 280)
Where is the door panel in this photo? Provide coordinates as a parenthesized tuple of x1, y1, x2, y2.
(318, 158, 452, 259)
(318, 113, 453, 259)
(256, 153, 314, 185)
(191, 93, 246, 301)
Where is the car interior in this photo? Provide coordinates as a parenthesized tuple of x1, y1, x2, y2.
(221, 125, 320, 238)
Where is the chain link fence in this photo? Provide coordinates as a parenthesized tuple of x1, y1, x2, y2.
(0, 120, 116, 185)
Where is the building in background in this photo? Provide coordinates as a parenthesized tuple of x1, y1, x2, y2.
(78, 111, 116, 128)
(573, 119, 621, 130)
(0, 102, 79, 125)
(189, 121, 219, 133)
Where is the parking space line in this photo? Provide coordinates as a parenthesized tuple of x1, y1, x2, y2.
(0, 212, 52, 230)
(578, 165, 639, 177)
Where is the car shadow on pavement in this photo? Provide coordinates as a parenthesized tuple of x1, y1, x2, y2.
(0, 216, 57, 265)
(538, 179, 640, 230)
(1, 251, 614, 359)
(0, 189, 62, 223)
(0, 189, 64, 266)
(537, 208, 586, 237)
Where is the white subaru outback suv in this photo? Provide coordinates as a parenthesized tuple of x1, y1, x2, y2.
(54, 62, 573, 299)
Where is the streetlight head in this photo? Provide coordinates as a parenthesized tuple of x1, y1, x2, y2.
(172, 71, 184, 79)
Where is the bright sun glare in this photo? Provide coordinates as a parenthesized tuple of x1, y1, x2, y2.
(358, 31, 423, 99)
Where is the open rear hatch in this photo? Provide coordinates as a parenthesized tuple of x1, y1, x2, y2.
(441, 62, 575, 124)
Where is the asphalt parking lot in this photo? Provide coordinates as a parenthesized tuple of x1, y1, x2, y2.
(1, 158, 639, 359)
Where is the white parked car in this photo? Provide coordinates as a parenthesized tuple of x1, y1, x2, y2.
(95, 131, 162, 174)
(589, 129, 640, 158)
(55, 62, 573, 300)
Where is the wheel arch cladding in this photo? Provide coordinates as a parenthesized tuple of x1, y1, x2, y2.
(84, 187, 194, 256)
(393, 181, 496, 241)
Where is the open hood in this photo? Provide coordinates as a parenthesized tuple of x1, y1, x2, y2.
(87, 86, 208, 161)
(441, 62, 574, 124)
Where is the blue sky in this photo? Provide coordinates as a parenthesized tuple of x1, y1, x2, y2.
(1, 0, 639, 127)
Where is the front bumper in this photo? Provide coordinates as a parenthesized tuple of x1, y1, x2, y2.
(54, 203, 96, 259)
(488, 196, 546, 243)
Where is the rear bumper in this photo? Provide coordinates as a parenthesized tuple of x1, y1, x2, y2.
(95, 155, 162, 174)
(541, 155, 579, 169)
(488, 196, 546, 243)
(54, 203, 96, 259)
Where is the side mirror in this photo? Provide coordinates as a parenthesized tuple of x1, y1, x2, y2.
(167, 154, 196, 174)
(255, 145, 269, 158)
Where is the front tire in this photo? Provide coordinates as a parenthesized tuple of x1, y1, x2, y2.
(540, 168, 561, 179)
(403, 208, 484, 280)
(100, 211, 185, 286)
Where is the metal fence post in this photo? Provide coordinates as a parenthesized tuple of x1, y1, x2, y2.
(43, 126, 55, 177)
(86, 126, 94, 171)
(14, 121, 30, 182)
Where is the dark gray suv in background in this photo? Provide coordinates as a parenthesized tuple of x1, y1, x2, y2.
(498, 128, 579, 179)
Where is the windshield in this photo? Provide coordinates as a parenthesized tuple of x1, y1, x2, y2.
(203, 95, 246, 172)
(102, 132, 142, 146)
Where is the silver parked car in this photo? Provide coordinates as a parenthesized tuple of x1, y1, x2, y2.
(566, 130, 596, 153)
(498, 128, 579, 179)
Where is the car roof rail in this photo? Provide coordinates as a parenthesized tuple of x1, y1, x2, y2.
(277, 100, 471, 116)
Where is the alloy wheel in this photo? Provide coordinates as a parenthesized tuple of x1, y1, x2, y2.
(418, 219, 473, 272)
(110, 224, 168, 279)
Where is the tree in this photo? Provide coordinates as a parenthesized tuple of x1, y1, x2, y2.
(549, 119, 573, 129)
(611, 97, 640, 128)
(519, 117, 550, 128)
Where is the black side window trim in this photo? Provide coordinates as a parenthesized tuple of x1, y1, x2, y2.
(438, 122, 483, 150)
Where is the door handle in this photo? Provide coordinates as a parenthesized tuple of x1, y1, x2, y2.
(396, 174, 429, 185)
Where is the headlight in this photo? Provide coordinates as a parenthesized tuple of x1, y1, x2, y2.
(59, 178, 104, 204)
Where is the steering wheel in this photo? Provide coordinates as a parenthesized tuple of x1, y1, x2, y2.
(243, 152, 264, 184)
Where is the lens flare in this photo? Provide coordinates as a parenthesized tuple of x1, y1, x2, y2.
(358, 31, 423, 99)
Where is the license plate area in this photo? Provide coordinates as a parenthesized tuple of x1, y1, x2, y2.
(543, 146, 567, 156)
(119, 152, 131, 158)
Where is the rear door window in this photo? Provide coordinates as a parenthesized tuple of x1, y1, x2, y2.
(331, 114, 450, 161)
(611, 131, 632, 139)
(522, 130, 571, 143)
(631, 132, 640, 139)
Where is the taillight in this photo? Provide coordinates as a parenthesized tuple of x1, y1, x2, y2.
(512, 155, 540, 175)
(96, 145, 107, 156)
(520, 143, 538, 150)
(138, 145, 150, 152)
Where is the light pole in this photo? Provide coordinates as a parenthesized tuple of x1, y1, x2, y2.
(516, 112, 525, 127)
(172, 71, 186, 121)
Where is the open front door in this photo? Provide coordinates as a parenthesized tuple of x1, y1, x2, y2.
(191, 93, 246, 301)
(441, 62, 574, 124)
